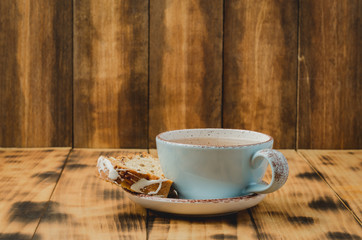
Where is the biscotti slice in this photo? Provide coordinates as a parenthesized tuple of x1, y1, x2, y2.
(97, 152, 173, 198)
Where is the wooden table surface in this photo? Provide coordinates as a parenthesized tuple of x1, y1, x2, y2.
(0, 148, 360, 240)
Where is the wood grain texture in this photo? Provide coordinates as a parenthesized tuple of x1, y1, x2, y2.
(299, 150, 362, 222)
(74, 0, 148, 148)
(223, 0, 298, 149)
(147, 213, 258, 240)
(34, 149, 147, 240)
(298, 0, 362, 149)
(1, 149, 361, 239)
(0, 148, 70, 239)
(149, 149, 158, 158)
(149, 0, 223, 148)
(249, 150, 361, 239)
(0, 0, 73, 147)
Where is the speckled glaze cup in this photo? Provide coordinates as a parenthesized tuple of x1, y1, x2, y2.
(156, 129, 289, 199)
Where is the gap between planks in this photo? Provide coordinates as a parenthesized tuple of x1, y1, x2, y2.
(296, 150, 362, 226)
(33, 148, 149, 239)
(31, 149, 72, 240)
(28, 148, 361, 239)
(0, 148, 72, 239)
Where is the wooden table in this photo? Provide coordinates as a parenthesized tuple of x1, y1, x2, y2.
(0, 148, 361, 239)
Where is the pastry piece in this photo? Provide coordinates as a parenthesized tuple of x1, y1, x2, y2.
(97, 152, 173, 198)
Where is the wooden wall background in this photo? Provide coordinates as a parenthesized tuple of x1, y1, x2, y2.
(0, 0, 360, 149)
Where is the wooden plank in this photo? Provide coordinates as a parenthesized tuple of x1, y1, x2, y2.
(299, 150, 362, 221)
(149, 0, 223, 148)
(147, 149, 258, 239)
(249, 150, 361, 239)
(223, 0, 298, 149)
(74, 0, 149, 148)
(298, 0, 361, 149)
(147, 213, 258, 240)
(0, 148, 71, 240)
(148, 149, 158, 158)
(34, 149, 148, 240)
(0, 0, 73, 147)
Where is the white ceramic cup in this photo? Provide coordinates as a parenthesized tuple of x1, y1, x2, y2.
(156, 129, 289, 199)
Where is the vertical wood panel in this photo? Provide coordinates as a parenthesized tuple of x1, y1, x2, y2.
(0, 0, 72, 147)
(298, 0, 361, 149)
(149, 0, 223, 148)
(223, 0, 298, 149)
(74, 0, 148, 148)
(0, 1, 360, 149)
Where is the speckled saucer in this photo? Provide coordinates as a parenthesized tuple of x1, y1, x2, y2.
(124, 191, 266, 216)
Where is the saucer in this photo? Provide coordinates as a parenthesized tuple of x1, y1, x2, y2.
(124, 191, 266, 216)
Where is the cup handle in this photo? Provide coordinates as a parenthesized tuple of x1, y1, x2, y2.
(246, 149, 289, 194)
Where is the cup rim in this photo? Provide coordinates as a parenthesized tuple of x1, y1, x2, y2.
(156, 128, 273, 148)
